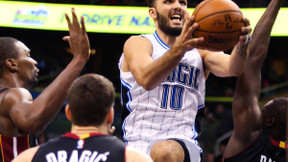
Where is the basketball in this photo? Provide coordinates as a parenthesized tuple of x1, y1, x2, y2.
(192, 0, 245, 51)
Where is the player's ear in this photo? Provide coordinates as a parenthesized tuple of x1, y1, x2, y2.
(149, 8, 157, 20)
(107, 107, 114, 125)
(265, 116, 275, 127)
(65, 104, 72, 122)
(5, 59, 17, 72)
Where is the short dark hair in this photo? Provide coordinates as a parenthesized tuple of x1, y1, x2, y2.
(147, 0, 190, 7)
(0, 37, 20, 66)
(147, 0, 155, 7)
(263, 97, 288, 118)
(67, 74, 115, 126)
(263, 97, 288, 140)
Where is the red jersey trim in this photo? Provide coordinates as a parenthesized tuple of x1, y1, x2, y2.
(62, 132, 106, 139)
(269, 136, 288, 149)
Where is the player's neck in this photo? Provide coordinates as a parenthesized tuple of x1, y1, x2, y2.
(0, 75, 19, 89)
(0, 74, 31, 89)
(71, 125, 107, 136)
(156, 29, 177, 47)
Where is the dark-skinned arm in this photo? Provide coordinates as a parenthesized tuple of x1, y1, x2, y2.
(8, 8, 90, 134)
(223, 0, 285, 158)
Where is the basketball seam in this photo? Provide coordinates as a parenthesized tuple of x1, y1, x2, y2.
(195, 29, 241, 34)
(193, 0, 213, 17)
(195, 10, 242, 22)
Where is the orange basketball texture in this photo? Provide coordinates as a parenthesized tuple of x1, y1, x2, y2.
(192, 0, 245, 51)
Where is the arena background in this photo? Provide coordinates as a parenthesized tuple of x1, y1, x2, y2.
(0, 0, 288, 161)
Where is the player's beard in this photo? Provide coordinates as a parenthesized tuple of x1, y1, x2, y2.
(156, 10, 182, 37)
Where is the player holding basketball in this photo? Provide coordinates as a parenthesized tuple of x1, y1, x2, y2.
(223, 0, 287, 161)
(0, 8, 89, 162)
(119, 0, 251, 161)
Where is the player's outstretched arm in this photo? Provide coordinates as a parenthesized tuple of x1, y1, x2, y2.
(223, 0, 285, 157)
(8, 8, 90, 133)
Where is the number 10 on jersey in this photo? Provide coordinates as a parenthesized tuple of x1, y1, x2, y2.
(161, 84, 184, 110)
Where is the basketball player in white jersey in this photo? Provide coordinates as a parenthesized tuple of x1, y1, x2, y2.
(119, 0, 252, 161)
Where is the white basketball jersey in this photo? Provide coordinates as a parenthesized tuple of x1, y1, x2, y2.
(119, 31, 206, 152)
